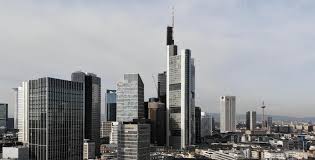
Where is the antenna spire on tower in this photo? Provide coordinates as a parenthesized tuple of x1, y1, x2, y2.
(172, 6, 175, 27)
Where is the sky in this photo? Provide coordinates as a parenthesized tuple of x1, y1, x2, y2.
(1, 0, 315, 117)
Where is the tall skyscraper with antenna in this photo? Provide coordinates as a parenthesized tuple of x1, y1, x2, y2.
(166, 11, 196, 149)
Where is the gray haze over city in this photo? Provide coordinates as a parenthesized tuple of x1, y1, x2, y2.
(1, 0, 315, 117)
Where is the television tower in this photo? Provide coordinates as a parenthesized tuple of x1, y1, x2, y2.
(261, 101, 266, 129)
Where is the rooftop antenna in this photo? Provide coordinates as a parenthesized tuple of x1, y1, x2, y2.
(172, 6, 175, 27)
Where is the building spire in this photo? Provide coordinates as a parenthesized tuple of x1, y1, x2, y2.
(172, 6, 175, 28)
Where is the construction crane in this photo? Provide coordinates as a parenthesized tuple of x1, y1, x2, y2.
(152, 74, 158, 96)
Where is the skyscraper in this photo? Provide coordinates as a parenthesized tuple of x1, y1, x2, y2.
(117, 120, 150, 160)
(195, 107, 201, 144)
(116, 74, 144, 122)
(71, 71, 101, 156)
(12, 88, 18, 129)
(220, 96, 236, 133)
(0, 103, 8, 129)
(148, 97, 166, 146)
(166, 25, 196, 149)
(105, 90, 116, 121)
(13, 82, 29, 143)
(201, 112, 215, 137)
(28, 77, 84, 160)
(246, 111, 256, 131)
(158, 71, 167, 104)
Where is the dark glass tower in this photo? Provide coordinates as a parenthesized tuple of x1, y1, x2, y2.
(158, 72, 166, 104)
(71, 71, 101, 157)
(105, 90, 116, 121)
(195, 107, 201, 144)
(28, 77, 84, 160)
(0, 103, 8, 129)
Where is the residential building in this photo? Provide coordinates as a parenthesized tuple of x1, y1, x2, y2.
(105, 90, 116, 121)
(166, 24, 196, 149)
(220, 96, 236, 133)
(28, 77, 84, 160)
(116, 74, 144, 122)
(71, 71, 101, 156)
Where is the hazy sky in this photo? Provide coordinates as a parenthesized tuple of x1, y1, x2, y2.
(1, 0, 315, 117)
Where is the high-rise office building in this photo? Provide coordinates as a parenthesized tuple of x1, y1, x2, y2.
(71, 71, 101, 156)
(220, 96, 236, 133)
(28, 77, 84, 160)
(166, 25, 196, 149)
(14, 82, 29, 143)
(158, 71, 167, 104)
(12, 88, 18, 129)
(195, 107, 201, 144)
(246, 111, 256, 131)
(148, 98, 166, 146)
(0, 103, 8, 129)
(105, 90, 116, 121)
(117, 120, 150, 160)
(267, 116, 273, 129)
(201, 112, 215, 137)
(116, 74, 144, 122)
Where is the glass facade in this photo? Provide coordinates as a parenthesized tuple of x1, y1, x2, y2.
(116, 74, 144, 122)
(117, 123, 150, 160)
(71, 71, 101, 156)
(0, 103, 8, 129)
(105, 90, 116, 121)
(28, 77, 84, 160)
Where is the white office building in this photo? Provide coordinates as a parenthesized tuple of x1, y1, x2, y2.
(13, 81, 29, 144)
(246, 111, 256, 131)
(220, 96, 236, 133)
(166, 25, 196, 149)
(116, 74, 144, 122)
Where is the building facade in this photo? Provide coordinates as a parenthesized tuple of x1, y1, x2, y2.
(28, 77, 84, 160)
(220, 96, 236, 133)
(105, 90, 116, 121)
(101, 121, 113, 138)
(83, 139, 95, 160)
(195, 107, 201, 144)
(14, 82, 29, 143)
(0, 103, 8, 129)
(116, 74, 144, 122)
(246, 111, 256, 131)
(71, 71, 101, 156)
(158, 71, 167, 104)
(166, 25, 196, 149)
(201, 112, 215, 137)
(117, 121, 150, 160)
(110, 122, 119, 144)
(148, 98, 166, 146)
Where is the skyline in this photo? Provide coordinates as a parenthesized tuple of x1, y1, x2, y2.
(1, 1, 315, 117)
